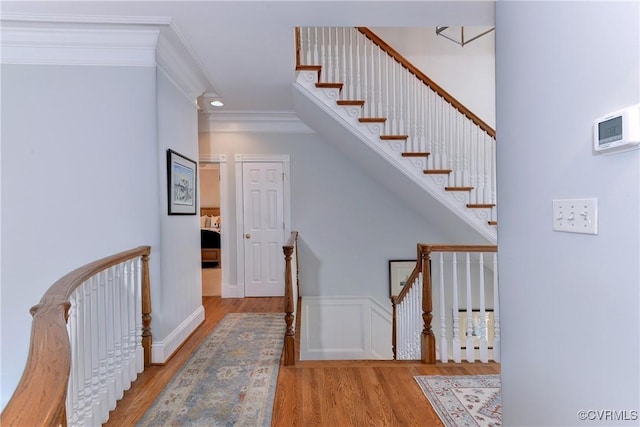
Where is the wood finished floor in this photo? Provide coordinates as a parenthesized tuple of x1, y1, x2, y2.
(104, 296, 500, 426)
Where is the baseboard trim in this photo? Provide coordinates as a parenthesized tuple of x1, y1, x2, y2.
(151, 305, 204, 364)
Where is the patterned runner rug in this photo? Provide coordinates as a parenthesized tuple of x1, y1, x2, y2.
(137, 313, 285, 427)
(414, 374, 502, 427)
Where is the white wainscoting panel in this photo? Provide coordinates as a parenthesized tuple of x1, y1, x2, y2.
(300, 296, 392, 360)
(151, 305, 204, 364)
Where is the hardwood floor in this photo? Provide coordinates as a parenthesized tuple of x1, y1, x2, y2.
(104, 296, 500, 426)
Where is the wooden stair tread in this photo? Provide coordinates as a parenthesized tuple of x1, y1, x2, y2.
(316, 82, 343, 90)
(467, 204, 496, 208)
(337, 100, 365, 106)
(423, 169, 452, 174)
(445, 186, 474, 191)
(488, 221, 498, 226)
(296, 65, 321, 71)
(401, 152, 430, 158)
(359, 118, 386, 123)
(380, 135, 408, 140)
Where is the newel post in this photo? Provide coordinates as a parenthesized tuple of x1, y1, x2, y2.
(421, 246, 436, 364)
(141, 250, 152, 367)
(283, 246, 295, 366)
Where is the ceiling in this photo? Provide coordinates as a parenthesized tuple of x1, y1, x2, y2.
(1, 1, 495, 115)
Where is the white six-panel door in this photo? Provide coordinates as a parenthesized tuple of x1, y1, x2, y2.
(242, 162, 285, 296)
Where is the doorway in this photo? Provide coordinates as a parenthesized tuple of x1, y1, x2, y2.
(199, 162, 223, 296)
(235, 154, 291, 297)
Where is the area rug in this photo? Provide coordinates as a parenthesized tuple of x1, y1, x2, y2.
(414, 375, 502, 427)
(137, 313, 285, 427)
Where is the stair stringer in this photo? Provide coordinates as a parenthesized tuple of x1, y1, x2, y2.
(293, 69, 497, 244)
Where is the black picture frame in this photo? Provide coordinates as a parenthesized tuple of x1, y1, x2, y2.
(389, 260, 416, 298)
(167, 149, 197, 215)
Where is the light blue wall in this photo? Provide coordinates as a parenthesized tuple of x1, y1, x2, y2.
(496, 1, 640, 425)
(0, 64, 160, 407)
(200, 131, 449, 307)
(155, 69, 203, 340)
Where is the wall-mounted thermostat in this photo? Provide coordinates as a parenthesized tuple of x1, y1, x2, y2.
(593, 104, 640, 154)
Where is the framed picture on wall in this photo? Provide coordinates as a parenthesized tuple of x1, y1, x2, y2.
(389, 260, 416, 298)
(167, 149, 197, 215)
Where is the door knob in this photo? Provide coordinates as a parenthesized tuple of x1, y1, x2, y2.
(245, 233, 251, 239)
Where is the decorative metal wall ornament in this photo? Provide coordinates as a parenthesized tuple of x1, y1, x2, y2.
(435, 26, 495, 47)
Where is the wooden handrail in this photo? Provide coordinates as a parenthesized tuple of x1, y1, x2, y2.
(356, 27, 496, 138)
(283, 231, 299, 366)
(1, 245, 151, 427)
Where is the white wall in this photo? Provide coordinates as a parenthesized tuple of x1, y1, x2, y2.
(496, 2, 639, 426)
(199, 131, 449, 308)
(0, 64, 160, 407)
(371, 26, 495, 128)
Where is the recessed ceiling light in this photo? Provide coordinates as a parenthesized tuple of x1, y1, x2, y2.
(210, 100, 224, 107)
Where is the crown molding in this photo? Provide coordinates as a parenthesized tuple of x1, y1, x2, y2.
(0, 12, 213, 102)
(199, 110, 314, 134)
(156, 20, 211, 104)
(0, 25, 159, 67)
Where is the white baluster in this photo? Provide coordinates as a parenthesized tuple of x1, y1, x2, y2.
(376, 45, 382, 119)
(470, 125, 478, 204)
(465, 253, 474, 362)
(66, 292, 78, 426)
(326, 27, 333, 83)
(478, 254, 488, 363)
(425, 87, 432, 166)
(400, 292, 405, 360)
(112, 263, 123, 399)
(438, 253, 448, 363)
(97, 271, 108, 422)
(82, 282, 94, 425)
(74, 285, 86, 426)
(127, 259, 137, 380)
(312, 28, 318, 66)
(341, 28, 347, 100)
(485, 134, 492, 205)
(357, 31, 363, 102)
(451, 253, 461, 363)
(105, 266, 116, 410)
(398, 63, 404, 138)
(361, 32, 369, 116)
(493, 253, 501, 362)
(135, 258, 144, 374)
(90, 277, 101, 423)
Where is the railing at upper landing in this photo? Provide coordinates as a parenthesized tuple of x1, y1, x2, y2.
(392, 244, 499, 364)
(1, 246, 152, 427)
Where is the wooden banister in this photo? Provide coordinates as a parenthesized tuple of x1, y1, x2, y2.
(283, 231, 299, 366)
(356, 27, 496, 138)
(392, 244, 498, 363)
(1, 245, 151, 427)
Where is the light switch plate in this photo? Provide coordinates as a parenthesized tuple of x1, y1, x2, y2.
(552, 198, 598, 235)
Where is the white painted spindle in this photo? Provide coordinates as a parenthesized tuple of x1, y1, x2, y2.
(438, 253, 448, 363)
(493, 253, 501, 362)
(465, 253, 474, 362)
(478, 253, 488, 362)
(451, 252, 461, 362)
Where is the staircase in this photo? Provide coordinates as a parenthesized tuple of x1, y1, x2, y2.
(292, 27, 497, 244)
